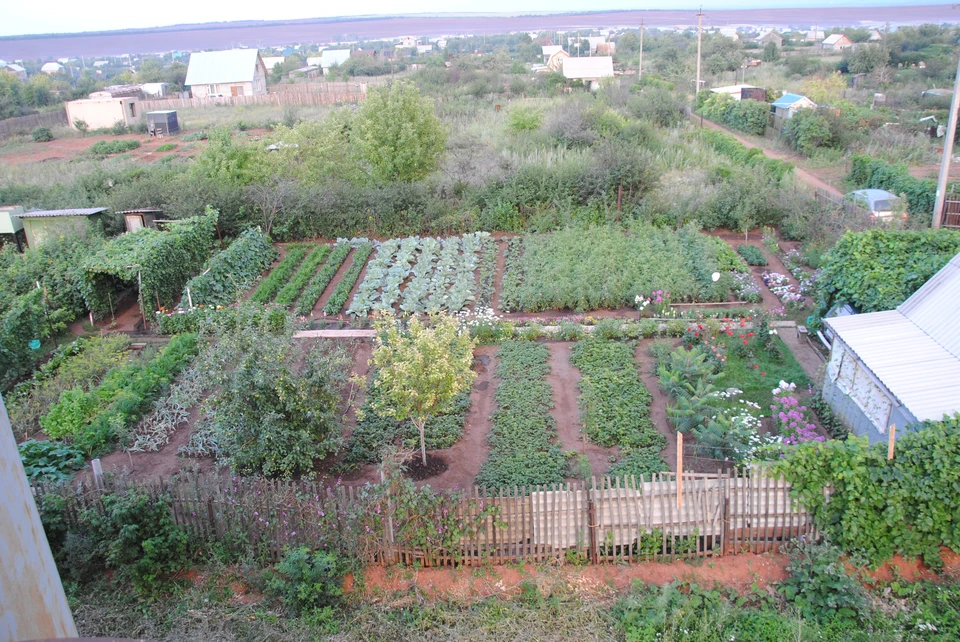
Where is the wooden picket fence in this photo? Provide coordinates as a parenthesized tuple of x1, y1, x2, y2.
(0, 109, 68, 138)
(140, 91, 365, 112)
(35, 469, 816, 566)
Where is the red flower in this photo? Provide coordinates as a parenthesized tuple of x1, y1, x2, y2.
(754, 365, 759, 369)
(743, 339, 748, 344)
(761, 372, 766, 376)
(747, 332, 754, 337)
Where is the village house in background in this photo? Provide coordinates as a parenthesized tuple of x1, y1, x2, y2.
(40, 62, 64, 74)
(710, 83, 761, 101)
(184, 49, 267, 98)
(822, 33, 854, 51)
(0, 60, 27, 80)
(12, 208, 107, 248)
(562, 56, 614, 90)
(823, 253, 960, 442)
(755, 30, 783, 47)
(318, 49, 351, 74)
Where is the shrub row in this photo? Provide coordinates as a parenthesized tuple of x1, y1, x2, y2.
(696, 93, 769, 136)
(570, 338, 667, 477)
(697, 129, 794, 181)
(182, 228, 278, 307)
(41, 333, 200, 455)
(475, 341, 566, 488)
(154, 303, 290, 335)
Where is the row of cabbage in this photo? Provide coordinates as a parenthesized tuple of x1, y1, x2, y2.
(347, 232, 493, 316)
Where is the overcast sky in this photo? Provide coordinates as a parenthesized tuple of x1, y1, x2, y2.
(1, 1, 942, 38)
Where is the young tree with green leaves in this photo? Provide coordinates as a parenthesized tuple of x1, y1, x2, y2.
(369, 312, 476, 466)
(354, 81, 447, 182)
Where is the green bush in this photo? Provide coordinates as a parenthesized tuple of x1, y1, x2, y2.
(697, 129, 793, 181)
(779, 539, 868, 623)
(816, 228, 960, 315)
(18, 440, 85, 480)
(266, 546, 349, 627)
(697, 93, 769, 135)
(31, 127, 53, 142)
(182, 227, 278, 307)
(90, 139, 141, 157)
(736, 244, 767, 266)
(776, 414, 960, 567)
(156, 143, 177, 152)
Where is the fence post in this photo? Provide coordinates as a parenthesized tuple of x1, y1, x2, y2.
(91, 459, 103, 490)
(888, 424, 896, 460)
(677, 433, 683, 509)
(587, 476, 598, 563)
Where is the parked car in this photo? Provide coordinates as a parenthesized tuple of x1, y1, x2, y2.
(844, 189, 903, 219)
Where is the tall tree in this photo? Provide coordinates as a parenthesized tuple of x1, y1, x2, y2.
(369, 312, 476, 466)
(354, 81, 447, 182)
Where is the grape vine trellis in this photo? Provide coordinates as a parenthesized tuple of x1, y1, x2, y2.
(80, 208, 218, 318)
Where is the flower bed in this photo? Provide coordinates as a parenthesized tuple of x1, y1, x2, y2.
(761, 272, 805, 310)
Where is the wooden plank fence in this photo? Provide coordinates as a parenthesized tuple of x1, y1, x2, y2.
(34, 469, 816, 566)
(140, 91, 365, 112)
(272, 80, 385, 94)
(0, 109, 67, 138)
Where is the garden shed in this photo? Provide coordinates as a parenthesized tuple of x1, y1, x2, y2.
(822, 252, 960, 442)
(770, 93, 816, 133)
(13, 207, 106, 248)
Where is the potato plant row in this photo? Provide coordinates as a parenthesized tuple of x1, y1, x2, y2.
(475, 341, 566, 488)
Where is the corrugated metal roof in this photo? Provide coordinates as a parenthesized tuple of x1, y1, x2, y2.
(185, 49, 261, 86)
(827, 311, 960, 422)
(898, 252, 960, 359)
(826, 252, 960, 422)
(562, 56, 614, 80)
(115, 209, 162, 214)
(13, 207, 107, 218)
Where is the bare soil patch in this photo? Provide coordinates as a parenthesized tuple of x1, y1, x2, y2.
(2, 131, 201, 166)
(405, 453, 449, 481)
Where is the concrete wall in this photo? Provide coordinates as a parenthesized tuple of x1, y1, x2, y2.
(66, 96, 140, 129)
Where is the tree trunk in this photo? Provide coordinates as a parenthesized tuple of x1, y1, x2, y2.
(416, 418, 427, 466)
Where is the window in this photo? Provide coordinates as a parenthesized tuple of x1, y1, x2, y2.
(129, 102, 136, 118)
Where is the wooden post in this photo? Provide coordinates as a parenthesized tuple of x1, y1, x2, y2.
(888, 424, 896, 460)
(186, 286, 193, 310)
(677, 432, 683, 509)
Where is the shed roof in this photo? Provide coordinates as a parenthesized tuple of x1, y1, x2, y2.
(320, 49, 351, 68)
(771, 93, 811, 108)
(826, 252, 960, 422)
(185, 49, 261, 86)
(116, 209, 162, 214)
(562, 56, 614, 80)
(823, 34, 849, 45)
(13, 207, 107, 218)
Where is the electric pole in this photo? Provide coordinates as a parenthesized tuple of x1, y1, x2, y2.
(695, 7, 704, 94)
(932, 51, 960, 228)
(639, 20, 645, 83)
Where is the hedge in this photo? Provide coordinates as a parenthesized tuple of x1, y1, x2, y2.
(697, 93, 770, 136)
(698, 129, 793, 181)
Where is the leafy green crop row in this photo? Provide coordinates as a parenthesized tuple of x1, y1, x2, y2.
(41, 334, 199, 456)
(501, 224, 734, 312)
(293, 243, 353, 316)
(497, 237, 525, 312)
(476, 235, 500, 308)
(570, 338, 667, 476)
(250, 244, 311, 303)
(736, 244, 767, 266)
(182, 228, 278, 307)
(475, 341, 566, 488)
(274, 244, 331, 307)
(322, 243, 374, 315)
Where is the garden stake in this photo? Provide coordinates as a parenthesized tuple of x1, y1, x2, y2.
(677, 432, 683, 509)
(888, 424, 896, 460)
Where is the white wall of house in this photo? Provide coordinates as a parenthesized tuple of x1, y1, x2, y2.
(66, 97, 140, 129)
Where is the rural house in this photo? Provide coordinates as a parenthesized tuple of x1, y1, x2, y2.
(771, 93, 816, 131)
(184, 49, 267, 98)
(755, 30, 783, 47)
(40, 62, 64, 74)
(562, 56, 614, 90)
(12, 208, 107, 248)
(65, 95, 141, 130)
(821, 34, 853, 51)
(319, 50, 351, 74)
(822, 252, 960, 442)
(546, 48, 571, 72)
(0, 61, 27, 81)
(260, 55, 285, 71)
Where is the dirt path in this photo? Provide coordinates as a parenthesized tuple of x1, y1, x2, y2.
(427, 345, 498, 490)
(778, 326, 826, 382)
(545, 341, 616, 479)
(699, 118, 844, 198)
(636, 340, 677, 472)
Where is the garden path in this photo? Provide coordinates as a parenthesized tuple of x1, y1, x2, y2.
(698, 117, 845, 199)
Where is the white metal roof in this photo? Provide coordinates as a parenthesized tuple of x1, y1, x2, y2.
(14, 207, 107, 218)
(320, 49, 351, 68)
(562, 56, 614, 80)
(185, 49, 261, 86)
(542, 45, 564, 58)
(826, 252, 960, 422)
(823, 34, 848, 45)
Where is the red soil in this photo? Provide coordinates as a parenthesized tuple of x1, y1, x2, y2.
(3, 131, 200, 166)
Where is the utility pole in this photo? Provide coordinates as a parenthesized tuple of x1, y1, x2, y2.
(695, 7, 704, 94)
(932, 51, 960, 229)
(639, 20, 645, 83)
